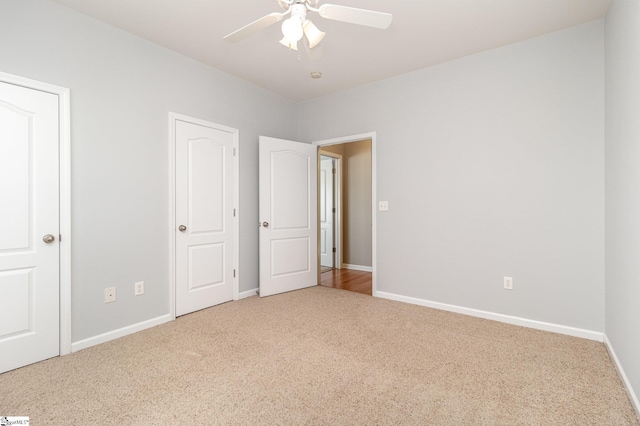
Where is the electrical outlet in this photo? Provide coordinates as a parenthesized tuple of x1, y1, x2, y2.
(135, 281, 144, 296)
(504, 277, 513, 290)
(379, 201, 389, 211)
(104, 287, 116, 303)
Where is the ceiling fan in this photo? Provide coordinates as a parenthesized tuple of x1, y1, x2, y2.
(223, 0, 393, 52)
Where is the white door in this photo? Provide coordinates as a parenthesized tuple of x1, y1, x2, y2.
(175, 117, 236, 316)
(0, 81, 60, 373)
(320, 156, 334, 268)
(259, 136, 317, 297)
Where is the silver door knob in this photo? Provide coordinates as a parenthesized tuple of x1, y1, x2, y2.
(43, 234, 55, 244)
(178, 225, 187, 232)
(262, 222, 269, 228)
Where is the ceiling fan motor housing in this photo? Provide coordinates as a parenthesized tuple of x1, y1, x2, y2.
(291, 3, 307, 19)
(279, 0, 318, 10)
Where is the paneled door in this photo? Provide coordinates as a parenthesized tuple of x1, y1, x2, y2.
(259, 136, 317, 297)
(0, 81, 60, 373)
(320, 156, 335, 268)
(174, 115, 237, 316)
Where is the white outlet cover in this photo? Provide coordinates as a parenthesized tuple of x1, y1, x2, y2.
(504, 277, 513, 290)
(379, 201, 389, 211)
(135, 281, 144, 296)
(104, 287, 117, 303)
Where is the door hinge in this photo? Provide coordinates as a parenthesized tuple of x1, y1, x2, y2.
(233, 147, 236, 156)
(332, 168, 336, 174)
(233, 208, 236, 217)
(332, 207, 336, 213)
(233, 269, 236, 278)
(333, 247, 336, 253)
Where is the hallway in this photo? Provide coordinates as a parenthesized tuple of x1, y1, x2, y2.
(320, 268, 372, 296)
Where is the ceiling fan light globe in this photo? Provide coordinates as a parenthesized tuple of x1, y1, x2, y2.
(303, 20, 325, 49)
(281, 17, 304, 42)
(279, 36, 298, 51)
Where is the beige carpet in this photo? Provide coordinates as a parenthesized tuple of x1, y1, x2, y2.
(1, 286, 638, 425)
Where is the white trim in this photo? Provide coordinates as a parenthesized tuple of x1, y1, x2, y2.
(318, 151, 343, 270)
(336, 155, 343, 269)
(238, 288, 259, 299)
(314, 132, 377, 294)
(604, 334, 640, 419)
(169, 114, 177, 320)
(168, 113, 240, 318)
(71, 314, 172, 353)
(342, 264, 373, 272)
(233, 134, 240, 301)
(58, 83, 72, 356)
(0, 71, 72, 356)
(377, 291, 604, 341)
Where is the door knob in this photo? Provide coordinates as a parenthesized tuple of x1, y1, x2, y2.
(178, 225, 187, 232)
(262, 222, 269, 228)
(43, 234, 56, 244)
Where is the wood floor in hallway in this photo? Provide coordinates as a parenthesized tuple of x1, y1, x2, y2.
(320, 268, 372, 296)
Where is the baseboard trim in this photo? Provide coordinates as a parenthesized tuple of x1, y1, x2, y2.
(71, 291, 259, 353)
(71, 314, 173, 353)
(375, 291, 603, 342)
(238, 288, 259, 300)
(604, 334, 640, 419)
(342, 264, 373, 272)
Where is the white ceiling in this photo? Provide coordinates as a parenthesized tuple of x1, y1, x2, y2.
(49, 0, 611, 102)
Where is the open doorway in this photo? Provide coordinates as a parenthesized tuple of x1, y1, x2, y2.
(317, 137, 373, 296)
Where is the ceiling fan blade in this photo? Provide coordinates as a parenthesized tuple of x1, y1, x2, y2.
(317, 4, 392, 29)
(224, 12, 285, 42)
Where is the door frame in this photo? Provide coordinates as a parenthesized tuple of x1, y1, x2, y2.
(319, 152, 342, 270)
(0, 71, 72, 355)
(168, 113, 240, 319)
(314, 132, 377, 295)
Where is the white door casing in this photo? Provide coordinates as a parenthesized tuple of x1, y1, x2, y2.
(173, 115, 238, 316)
(314, 133, 377, 295)
(0, 80, 60, 373)
(259, 136, 318, 297)
(320, 156, 334, 268)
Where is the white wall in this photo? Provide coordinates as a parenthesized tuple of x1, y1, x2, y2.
(0, 0, 296, 342)
(605, 0, 640, 411)
(298, 21, 605, 332)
